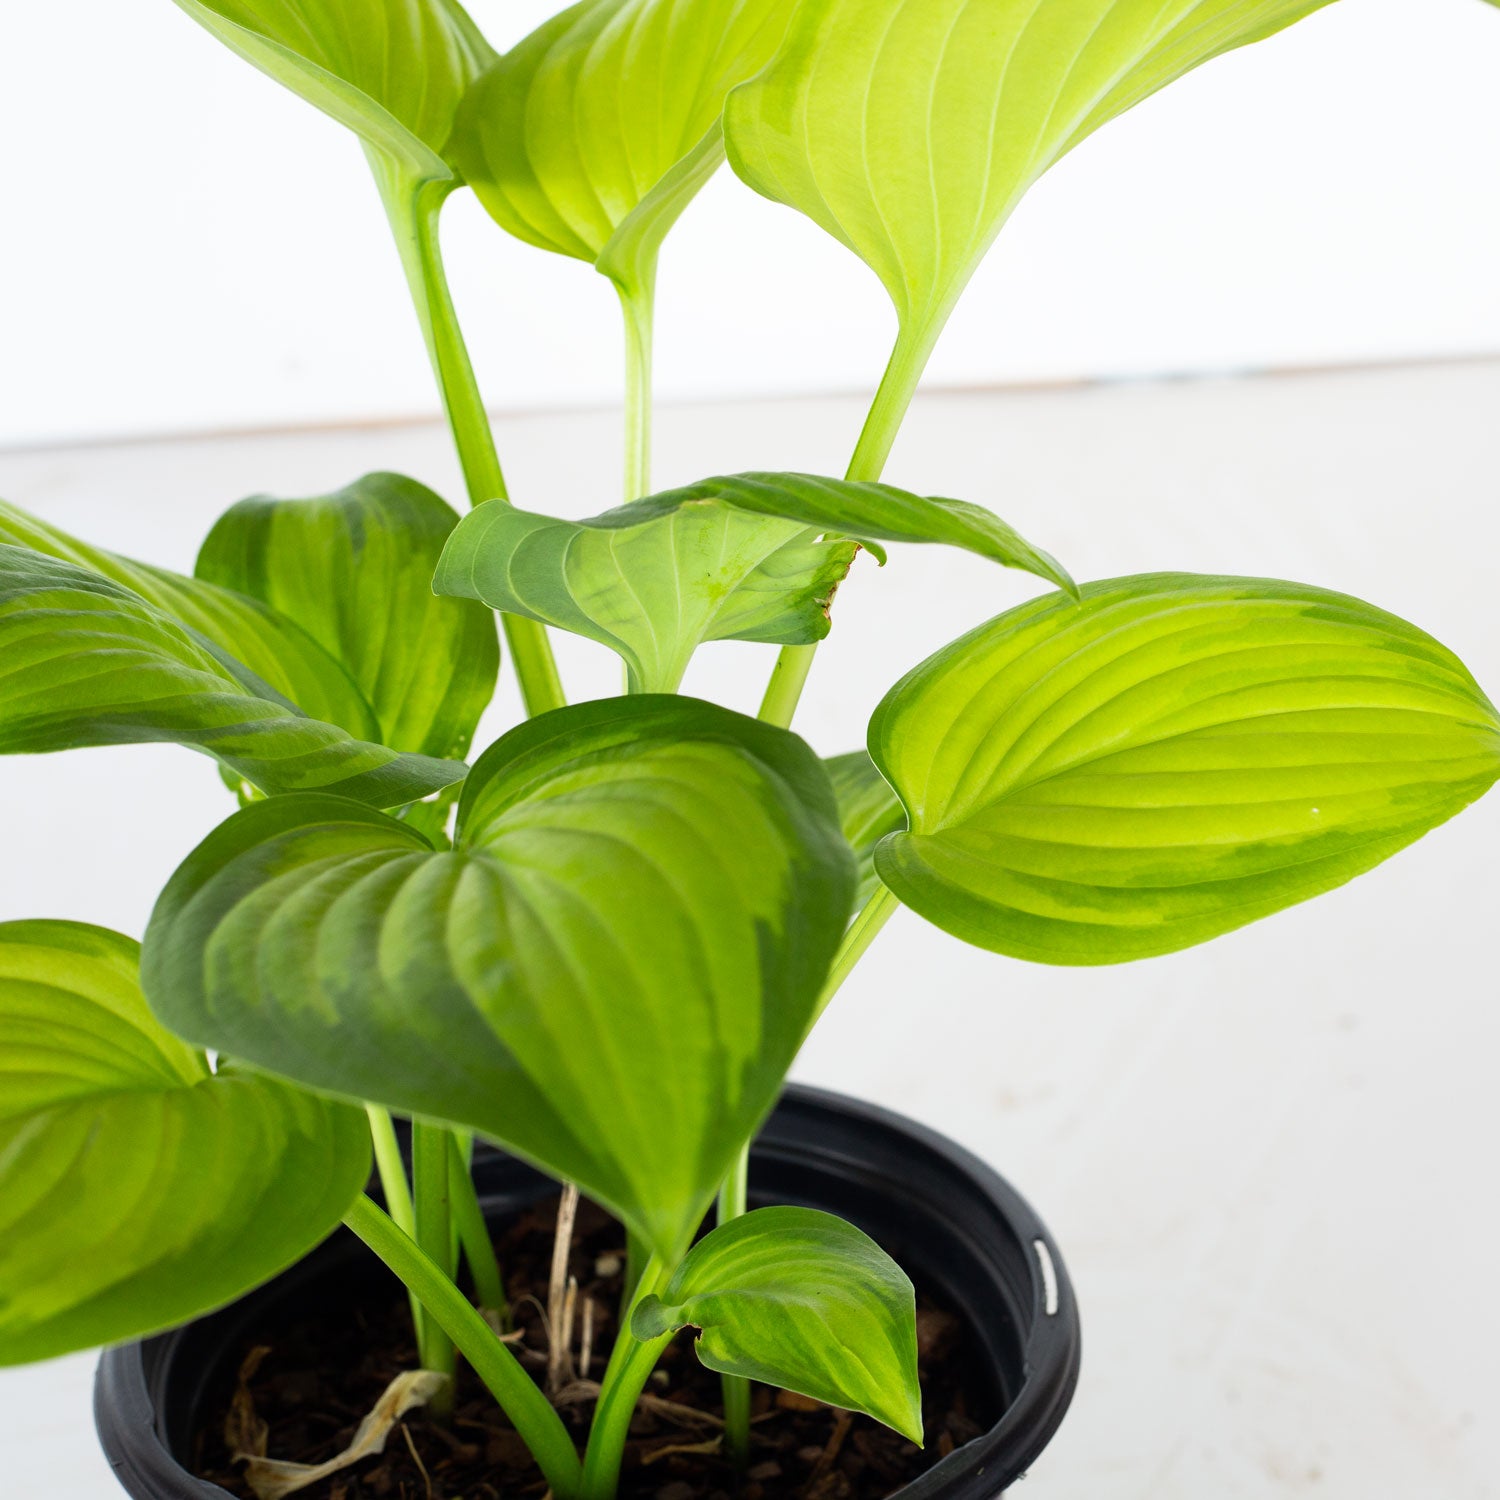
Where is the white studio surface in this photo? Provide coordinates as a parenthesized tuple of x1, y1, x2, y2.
(0, 359, 1497, 1497)
(2, 0, 1500, 446)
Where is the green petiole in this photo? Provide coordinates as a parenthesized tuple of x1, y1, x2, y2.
(411, 1122, 457, 1402)
(344, 1195, 584, 1499)
(756, 320, 940, 727)
(618, 277, 656, 504)
(365, 1105, 426, 1349)
(714, 1156, 752, 1468)
(448, 1132, 508, 1324)
(372, 156, 567, 720)
(579, 1257, 674, 1500)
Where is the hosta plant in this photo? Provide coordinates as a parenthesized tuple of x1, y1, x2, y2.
(5, 0, 1498, 1496)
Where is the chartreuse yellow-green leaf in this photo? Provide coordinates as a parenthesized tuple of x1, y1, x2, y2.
(0, 497, 374, 740)
(142, 696, 855, 1264)
(0, 921, 371, 1365)
(725, 0, 1336, 466)
(632, 1206, 922, 1443)
(870, 574, 1500, 964)
(196, 472, 497, 761)
(449, 0, 796, 298)
(166, 2, 524, 512)
(170, 0, 494, 184)
(433, 470, 1070, 692)
(0, 543, 464, 806)
(449, 0, 799, 498)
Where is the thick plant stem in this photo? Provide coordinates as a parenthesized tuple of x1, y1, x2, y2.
(715, 1154, 752, 1469)
(412, 1122, 456, 1402)
(580, 1258, 673, 1500)
(344, 1196, 584, 1499)
(757, 643, 818, 729)
(621, 1226, 651, 1313)
(843, 322, 941, 487)
(372, 163, 508, 504)
(617, 276, 656, 503)
(813, 885, 901, 1031)
(757, 321, 940, 728)
(370, 154, 567, 719)
(366, 1106, 426, 1345)
(365, 1106, 416, 1235)
(448, 1133, 508, 1323)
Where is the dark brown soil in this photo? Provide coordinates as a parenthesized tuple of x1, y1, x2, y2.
(197, 1196, 991, 1500)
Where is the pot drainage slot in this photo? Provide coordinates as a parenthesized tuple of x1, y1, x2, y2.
(1032, 1238, 1059, 1316)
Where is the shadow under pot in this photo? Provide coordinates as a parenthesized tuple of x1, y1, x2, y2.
(95, 1085, 1081, 1500)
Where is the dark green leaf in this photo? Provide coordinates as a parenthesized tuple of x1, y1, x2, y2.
(825, 752, 904, 908)
(0, 921, 370, 1365)
(196, 473, 498, 760)
(871, 574, 1500, 964)
(632, 1206, 921, 1443)
(450, 0, 795, 294)
(0, 544, 463, 806)
(171, 0, 495, 185)
(142, 696, 856, 1263)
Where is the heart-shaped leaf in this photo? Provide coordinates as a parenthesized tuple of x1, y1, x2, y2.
(434, 471, 1069, 691)
(0, 498, 376, 740)
(449, 0, 795, 295)
(870, 574, 1500, 964)
(0, 544, 463, 806)
(196, 473, 498, 761)
(0, 921, 370, 1365)
(726, 0, 1334, 364)
(826, 752, 904, 908)
(171, 0, 495, 184)
(632, 1206, 921, 1442)
(143, 696, 855, 1263)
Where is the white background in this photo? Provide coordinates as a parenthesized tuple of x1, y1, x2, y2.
(3, 0, 1500, 1497)
(0, 0, 1499, 446)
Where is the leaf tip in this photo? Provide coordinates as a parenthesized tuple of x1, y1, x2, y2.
(1043, 555, 1080, 601)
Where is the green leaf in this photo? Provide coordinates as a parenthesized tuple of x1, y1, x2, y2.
(195, 473, 498, 761)
(725, 0, 1334, 353)
(870, 574, 1500, 964)
(0, 498, 376, 740)
(434, 471, 1069, 691)
(0, 544, 464, 806)
(0, 921, 371, 1365)
(632, 1206, 922, 1443)
(826, 751, 904, 907)
(633, 472, 1074, 591)
(170, 0, 495, 184)
(449, 0, 795, 293)
(142, 696, 856, 1263)
(435, 497, 858, 693)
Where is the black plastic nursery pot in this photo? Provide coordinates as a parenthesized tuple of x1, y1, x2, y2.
(95, 1085, 1081, 1500)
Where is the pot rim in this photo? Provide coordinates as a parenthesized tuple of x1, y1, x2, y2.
(95, 1083, 1080, 1500)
